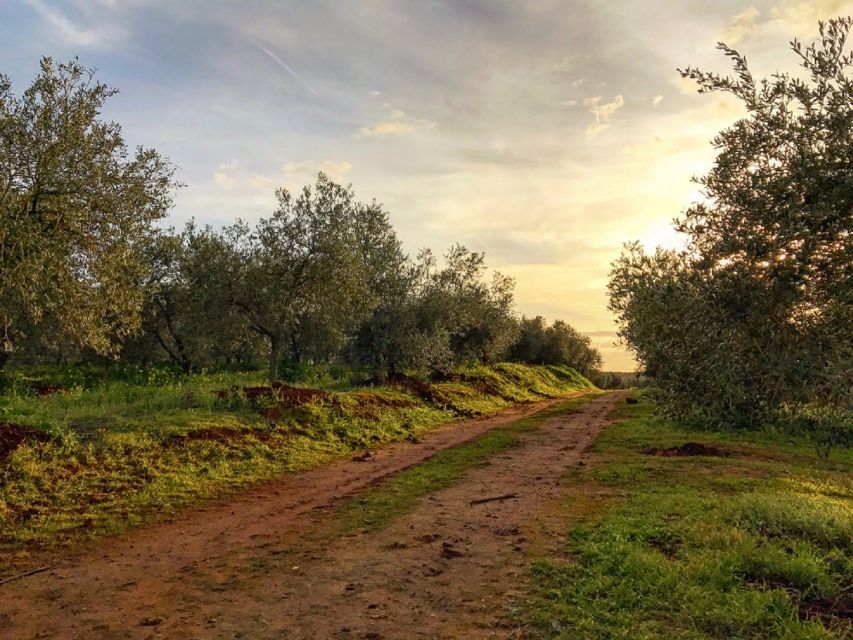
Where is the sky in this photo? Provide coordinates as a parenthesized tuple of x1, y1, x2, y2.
(1, 0, 850, 370)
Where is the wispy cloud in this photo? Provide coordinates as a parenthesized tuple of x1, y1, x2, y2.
(358, 121, 415, 137)
(25, 0, 119, 46)
(249, 36, 318, 97)
(720, 6, 761, 44)
(720, 1, 850, 45)
(584, 94, 625, 136)
(356, 109, 435, 138)
(652, 94, 664, 107)
(213, 159, 352, 192)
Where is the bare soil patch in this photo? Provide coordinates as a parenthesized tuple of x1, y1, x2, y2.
(645, 442, 731, 457)
(0, 423, 51, 463)
(0, 391, 621, 639)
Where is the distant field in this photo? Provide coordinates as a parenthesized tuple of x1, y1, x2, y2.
(0, 362, 592, 572)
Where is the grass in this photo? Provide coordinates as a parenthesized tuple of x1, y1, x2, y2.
(336, 393, 603, 533)
(526, 394, 852, 639)
(0, 362, 593, 574)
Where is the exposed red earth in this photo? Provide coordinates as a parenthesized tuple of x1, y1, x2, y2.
(0, 391, 624, 639)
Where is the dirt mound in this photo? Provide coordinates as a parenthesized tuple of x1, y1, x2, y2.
(31, 384, 67, 397)
(342, 393, 417, 419)
(430, 371, 520, 401)
(387, 374, 447, 405)
(273, 383, 330, 407)
(0, 423, 52, 462)
(166, 427, 276, 448)
(645, 442, 730, 457)
(212, 384, 330, 407)
(799, 593, 853, 624)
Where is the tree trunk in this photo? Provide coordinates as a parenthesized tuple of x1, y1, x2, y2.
(290, 334, 302, 363)
(268, 335, 283, 386)
(0, 350, 9, 371)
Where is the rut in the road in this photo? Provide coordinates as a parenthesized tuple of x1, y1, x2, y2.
(0, 391, 624, 640)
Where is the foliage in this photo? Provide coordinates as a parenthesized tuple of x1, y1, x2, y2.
(220, 174, 386, 383)
(0, 58, 178, 366)
(508, 316, 603, 376)
(608, 18, 853, 429)
(128, 223, 260, 372)
(348, 245, 520, 377)
(589, 370, 644, 389)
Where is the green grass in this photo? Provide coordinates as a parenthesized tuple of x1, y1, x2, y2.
(0, 363, 593, 573)
(526, 394, 852, 639)
(336, 393, 603, 533)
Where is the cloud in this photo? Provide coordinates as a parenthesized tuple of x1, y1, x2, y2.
(717, 1, 846, 47)
(652, 94, 664, 107)
(585, 122, 611, 136)
(356, 109, 435, 138)
(357, 120, 415, 137)
(553, 54, 584, 71)
(213, 159, 352, 193)
(248, 36, 318, 96)
(25, 0, 120, 46)
(282, 160, 353, 183)
(672, 75, 699, 95)
(562, 99, 578, 107)
(769, 0, 853, 32)
(584, 94, 625, 135)
(583, 330, 618, 337)
(720, 6, 761, 44)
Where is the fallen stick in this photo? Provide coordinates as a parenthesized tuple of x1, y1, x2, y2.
(470, 493, 518, 506)
(0, 566, 49, 587)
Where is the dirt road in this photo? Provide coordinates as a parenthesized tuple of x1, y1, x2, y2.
(0, 391, 624, 639)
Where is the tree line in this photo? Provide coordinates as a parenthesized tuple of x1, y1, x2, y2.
(1, 58, 602, 385)
(608, 17, 852, 430)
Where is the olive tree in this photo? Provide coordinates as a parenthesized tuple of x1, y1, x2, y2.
(609, 17, 853, 427)
(539, 320, 602, 376)
(287, 194, 407, 363)
(134, 223, 260, 372)
(507, 315, 602, 376)
(350, 245, 518, 378)
(0, 58, 177, 367)
(436, 245, 518, 365)
(223, 174, 378, 384)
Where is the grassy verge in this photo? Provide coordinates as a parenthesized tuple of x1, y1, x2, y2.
(526, 394, 852, 640)
(0, 363, 592, 573)
(336, 393, 603, 533)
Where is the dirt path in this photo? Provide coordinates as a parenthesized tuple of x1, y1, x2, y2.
(0, 391, 624, 639)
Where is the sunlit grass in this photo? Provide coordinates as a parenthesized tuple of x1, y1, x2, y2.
(0, 363, 593, 573)
(526, 394, 852, 639)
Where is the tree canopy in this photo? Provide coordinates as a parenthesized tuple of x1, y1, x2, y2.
(0, 58, 178, 366)
(0, 59, 602, 383)
(609, 17, 852, 427)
